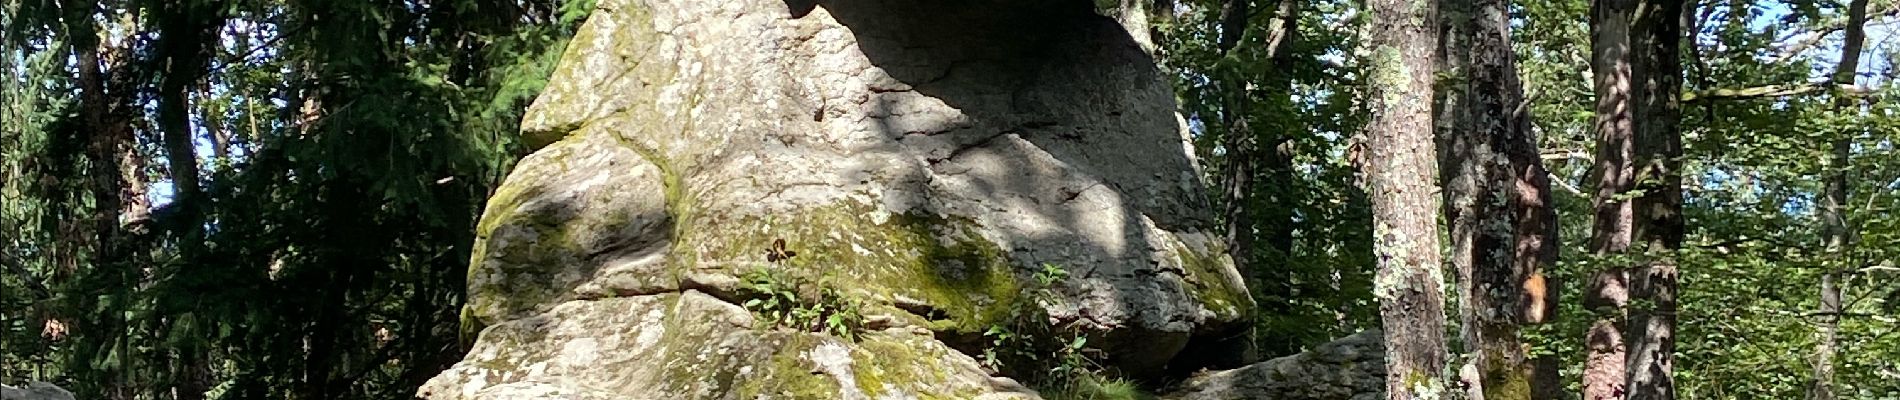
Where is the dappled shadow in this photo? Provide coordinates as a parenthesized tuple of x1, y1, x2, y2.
(457, 0, 1252, 389)
(781, 0, 1237, 378)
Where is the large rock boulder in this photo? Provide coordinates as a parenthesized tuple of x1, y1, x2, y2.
(421, 0, 1252, 397)
(0, 382, 74, 400)
(1161, 331, 1386, 400)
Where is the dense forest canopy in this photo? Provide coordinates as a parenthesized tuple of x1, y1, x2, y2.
(1, 0, 1896, 398)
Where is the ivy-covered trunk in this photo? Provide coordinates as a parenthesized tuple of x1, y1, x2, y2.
(1363, 0, 1448, 395)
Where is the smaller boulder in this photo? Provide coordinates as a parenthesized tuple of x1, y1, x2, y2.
(0, 382, 74, 400)
(1162, 331, 1385, 400)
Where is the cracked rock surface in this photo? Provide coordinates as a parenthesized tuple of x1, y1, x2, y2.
(1161, 331, 1386, 400)
(422, 0, 1251, 398)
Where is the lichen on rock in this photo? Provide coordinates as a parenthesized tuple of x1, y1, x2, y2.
(423, 0, 1253, 397)
(1161, 330, 1387, 400)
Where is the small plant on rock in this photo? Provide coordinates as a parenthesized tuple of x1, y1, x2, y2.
(739, 266, 865, 342)
(979, 263, 1128, 397)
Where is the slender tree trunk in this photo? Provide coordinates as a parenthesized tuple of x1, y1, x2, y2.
(1811, 0, 1867, 398)
(1364, 0, 1448, 395)
(1217, 0, 1257, 281)
(200, 85, 230, 160)
(1624, 0, 1684, 397)
(61, 8, 149, 398)
(1585, 0, 1637, 396)
(1435, 0, 1479, 396)
(153, 3, 225, 398)
(1260, 0, 1299, 263)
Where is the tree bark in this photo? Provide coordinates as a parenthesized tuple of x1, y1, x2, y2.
(152, 3, 225, 398)
(1217, 0, 1258, 282)
(153, 0, 220, 244)
(1811, 0, 1868, 398)
(1260, 0, 1299, 264)
(1363, 0, 1448, 395)
(1215, 0, 1306, 285)
(1585, 0, 1637, 397)
(1439, 0, 1559, 393)
(1624, 0, 1684, 397)
(60, 6, 147, 398)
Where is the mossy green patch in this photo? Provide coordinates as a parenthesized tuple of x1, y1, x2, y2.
(1479, 350, 1532, 400)
(522, 0, 664, 149)
(1167, 236, 1252, 320)
(1041, 374, 1156, 400)
(847, 335, 982, 400)
(678, 201, 1026, 335)
(723, 334, 839, 399)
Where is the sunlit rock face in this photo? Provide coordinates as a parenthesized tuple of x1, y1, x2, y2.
(1162, 330, 1386, 400)
(421, 0, 1252, 398)
(1, 382, 76, 400)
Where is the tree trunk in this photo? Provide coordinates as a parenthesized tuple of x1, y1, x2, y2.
(1624, 0, 1684, 397)
(62, 8, 148, 398)
(152, 3, 225, 398)
(1440, 0, 1557, 393)
(200, 85, 230, 160)
(1216, 0, 1260, 283)
(1585, 0, 1637, 396)
(1811, 0, 1867, 398)
(1217, 0, 1300, 288)
(1261, 0, 1299, 263)
(1363, 0, 1448, 395)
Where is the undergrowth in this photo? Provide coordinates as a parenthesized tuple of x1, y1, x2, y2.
(738, 266, 866, 342)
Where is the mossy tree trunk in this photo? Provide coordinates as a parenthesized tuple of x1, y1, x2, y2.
(1362, 0, 1449, 395)
(1438, 0, 1558, 393)
(1216, 0, 1257, 280)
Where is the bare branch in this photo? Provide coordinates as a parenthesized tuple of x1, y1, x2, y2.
(1767, 5, 1900, 65)
(1681, 83, 1874, 103)
(1550, 172, 1585, 196)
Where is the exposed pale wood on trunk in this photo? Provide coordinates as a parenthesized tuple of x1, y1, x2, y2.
(1438, 0, 1560, 393)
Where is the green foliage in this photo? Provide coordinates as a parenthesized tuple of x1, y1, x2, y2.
(1159, 0, 1380, 359)
(738, 267, 866, 342)
(1040, 375, 1156, 400)
(1, 0, 597, 398)
(4, 0, 1899, 398)
(1511, 0, 1900, 396)
(973, 263, 1121, 396)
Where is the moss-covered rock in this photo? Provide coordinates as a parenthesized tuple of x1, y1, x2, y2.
(1161, 331, 1387, 400)
(425, 0, 1255, 397)
(423, 291, 1036, 399)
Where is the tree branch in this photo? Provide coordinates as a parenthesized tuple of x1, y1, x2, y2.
(1550, 172, 1585, 196)
(1681, 83, 1873, 103)
(0, 251, 51, 298)
(1768, 5, 1900, 65)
